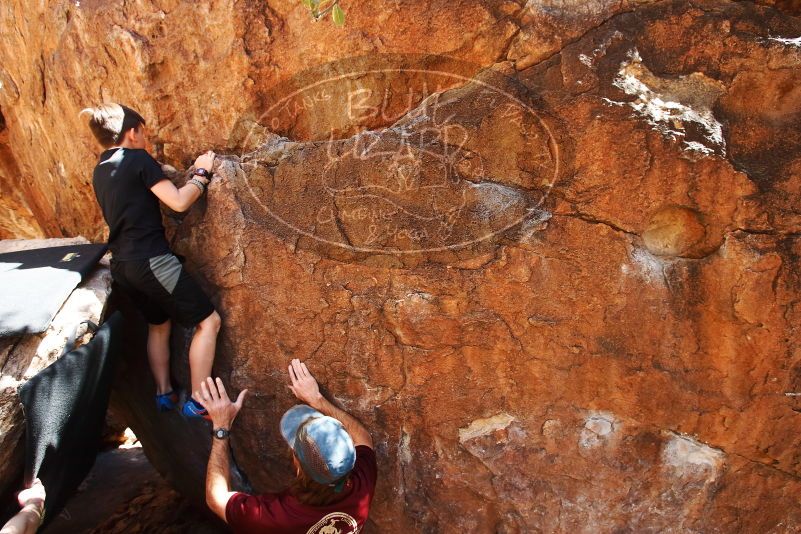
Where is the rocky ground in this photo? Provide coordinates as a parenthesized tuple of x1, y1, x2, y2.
(42, 442, 225, 534)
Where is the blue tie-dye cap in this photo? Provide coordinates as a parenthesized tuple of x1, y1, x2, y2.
(280, 404, 356, 485)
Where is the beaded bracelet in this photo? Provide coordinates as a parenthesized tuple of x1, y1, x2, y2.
(188, 178, 206, 194)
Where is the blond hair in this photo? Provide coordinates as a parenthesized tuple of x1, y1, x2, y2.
(79, 103, 145, 148)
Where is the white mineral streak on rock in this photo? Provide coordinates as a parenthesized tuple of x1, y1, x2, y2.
(403, 291, 434, 309)
(769, 36, 801, 47)
(579, 411, 617, 448)
(519, 209, 552, 241)
(579, 30, 624, 68)
(662, 433, 724, 478)
(682, 140, 716, 156)
(613, 48, 726, 157)
(601, 97, 626, 107)
(468, 181, 524, 220)
(458, 413, 515, 443)
(623, 247, 666, 285)
(399, 430, 412, 464)
(396, 429, 412, 496)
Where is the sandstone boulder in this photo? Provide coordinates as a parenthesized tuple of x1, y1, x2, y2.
(105, 2, 801, 531)
(2, 0, 801, 532)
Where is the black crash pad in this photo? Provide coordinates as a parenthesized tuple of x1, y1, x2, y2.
(18, 311, 123, 528)
(0, 243, 107, 336)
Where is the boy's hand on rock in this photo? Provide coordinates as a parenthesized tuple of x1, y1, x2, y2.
(194, 150, 215, 172)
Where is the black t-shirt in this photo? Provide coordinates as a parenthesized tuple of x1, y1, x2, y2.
(92, 148, 172, 261)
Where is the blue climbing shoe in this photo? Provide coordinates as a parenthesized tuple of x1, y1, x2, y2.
(155, 391, 178, 412)
(182, 397, 211, 421)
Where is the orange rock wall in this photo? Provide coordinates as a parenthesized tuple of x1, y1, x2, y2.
(3, 1, 801, 532)
(0, 0, 543, 238)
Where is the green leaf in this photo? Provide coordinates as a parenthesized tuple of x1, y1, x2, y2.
(301, 0, 313, 8)
(332, 3, 345, 26)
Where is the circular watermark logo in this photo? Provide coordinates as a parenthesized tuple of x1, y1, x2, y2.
(234, 53, 559, 258)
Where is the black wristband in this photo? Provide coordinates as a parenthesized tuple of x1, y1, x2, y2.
(213, 428, 230, 440)
(194, 168, 213, 180)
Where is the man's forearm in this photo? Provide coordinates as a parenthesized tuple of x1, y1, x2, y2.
(206, 439, 232, 519)
(309, 395, 373, 447)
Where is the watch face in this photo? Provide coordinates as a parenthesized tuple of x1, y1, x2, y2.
(215, 428, 229, 439)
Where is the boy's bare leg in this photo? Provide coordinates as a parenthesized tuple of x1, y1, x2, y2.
(148, 320, 173, 395)
(188, 311, 221, 396)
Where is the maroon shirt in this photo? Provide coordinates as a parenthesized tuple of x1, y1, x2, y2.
(226, 445, 377, 534)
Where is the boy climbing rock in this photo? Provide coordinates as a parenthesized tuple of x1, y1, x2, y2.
(82, 103, 220, 419)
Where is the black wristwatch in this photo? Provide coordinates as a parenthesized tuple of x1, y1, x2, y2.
(213, 427, 230, 440)
(193, 168, 212, 180)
